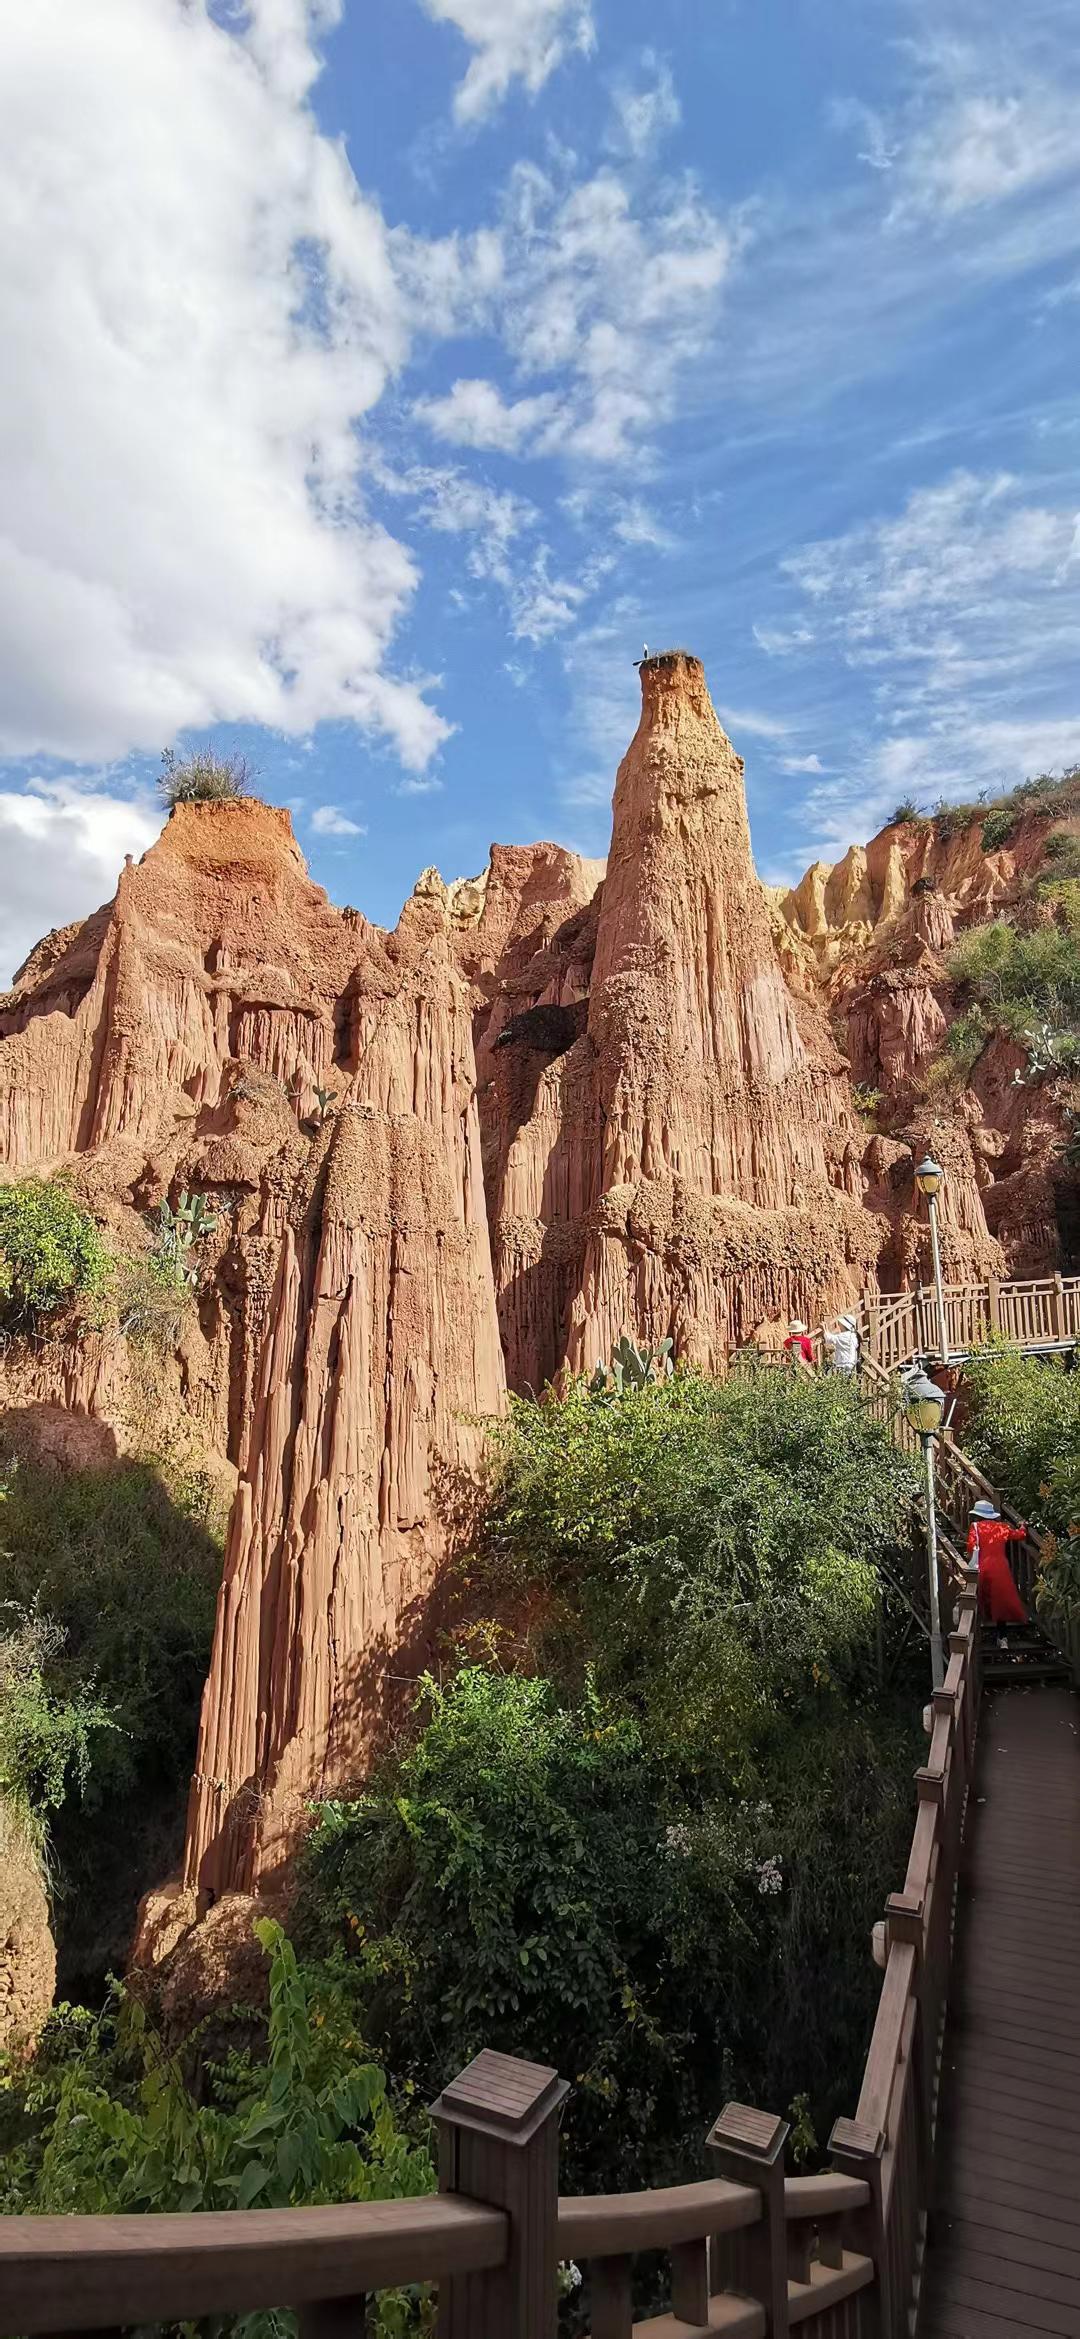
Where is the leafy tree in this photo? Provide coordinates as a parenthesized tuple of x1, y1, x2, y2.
(0, 1180, 108, 1322)
(0, 1608, 112, 1851)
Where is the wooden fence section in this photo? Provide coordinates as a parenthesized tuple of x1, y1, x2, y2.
(0, 2114, 876, 2339)
(862, 1273, 1080, 1369)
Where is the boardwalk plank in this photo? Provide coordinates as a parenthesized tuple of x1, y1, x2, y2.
(919, 1686, 1080, 2337)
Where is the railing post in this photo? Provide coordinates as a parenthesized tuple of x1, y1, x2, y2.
(829, 2119, 888, 2338)
(987, 1276, 1001, 1334)
(431, 2049, 568, 2339)
(867, 1300, 881, 1365)
(1054, 1272, 1066, 1340)
(707, 2104, 789, 2336)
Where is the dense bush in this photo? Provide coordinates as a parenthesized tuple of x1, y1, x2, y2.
(962, 1346, 1080, 1634)
(949, 904, 1080, 1046)
(0, 1922, 433, 2339)
(0, 1454, 224, 1991)
(296, 1372, 923, 2188)
(0, 1609, 112, 1853)
(484, 1369, 917, 1766)
(159, 746, 251, 807)
(0, 1180, 108, 1322)
(980, 806, 1016, 852)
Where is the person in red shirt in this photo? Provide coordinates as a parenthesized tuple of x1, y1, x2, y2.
(783, 1320, 814, 1365)
(967, 1500, 1027, 1626)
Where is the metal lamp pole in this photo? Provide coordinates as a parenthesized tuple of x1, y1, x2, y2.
(905, 1370, 946, 1689)
(915, 1156, 949, 1366)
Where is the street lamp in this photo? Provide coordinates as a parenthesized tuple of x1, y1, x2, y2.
(903, 1367, 946, 1690)
(914, 1155, 949, 1366)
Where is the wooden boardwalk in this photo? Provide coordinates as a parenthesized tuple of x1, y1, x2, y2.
(921, 1685, 1080, 2338)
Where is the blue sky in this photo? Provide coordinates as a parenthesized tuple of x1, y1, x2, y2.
(1, 0, 1079, 978)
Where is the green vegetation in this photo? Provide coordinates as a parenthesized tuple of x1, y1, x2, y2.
(962, 1346, 1080, 1633)
(588, 1331, 673, 1397)
(0, 1609, 112, 1857)
(0, 1452, 224, 1993)
(948, 899, 1080, 1070)
(851, 1082, 883, 1121)
(2, 1365, 927, 2235)
(0, 1179, 109, 1323)
(296, 1369, 923, 2189)
(979, 806, 1016, 852)
(159, 746, 252, 807)
(0, 1923, 433, 2339)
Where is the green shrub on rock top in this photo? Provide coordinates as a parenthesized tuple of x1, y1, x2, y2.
(0, 1179, 109, 1323)
(159, 746, 251, 807)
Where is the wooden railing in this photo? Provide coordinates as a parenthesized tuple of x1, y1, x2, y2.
(0, 2090, 876, 2339)
(831, 1567, 980, 2339)
(862, 1272, 1080, 1369)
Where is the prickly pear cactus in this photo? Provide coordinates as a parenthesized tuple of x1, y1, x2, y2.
(589, 1333, 674, 1397)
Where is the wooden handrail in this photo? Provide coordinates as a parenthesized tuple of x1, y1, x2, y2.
(557, 2178, 761, 2255)
(0, 2197, 508, 2332)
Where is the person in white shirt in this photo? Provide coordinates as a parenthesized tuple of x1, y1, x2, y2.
(823, 1313, 860, 1374)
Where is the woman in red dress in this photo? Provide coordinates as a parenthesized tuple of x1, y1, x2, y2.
(967, 1500, 1027, 1625)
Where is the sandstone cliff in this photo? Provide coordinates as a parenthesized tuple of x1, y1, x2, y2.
(775, 804, 1080, 1279)
(6, 652, 1058, 1969)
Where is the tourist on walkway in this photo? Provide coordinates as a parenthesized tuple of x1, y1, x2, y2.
(967, 1499, 1027, 1626)
(823, 1313, 860, 1375)
(783, 1319, 814, 1365)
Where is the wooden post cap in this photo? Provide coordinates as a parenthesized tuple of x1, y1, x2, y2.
(707, 2104, 789, 2165)
(830, 2115, 884, 2160)
(430, 2050, 569, 2145)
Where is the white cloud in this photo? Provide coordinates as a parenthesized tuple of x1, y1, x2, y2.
(611, 499, 676, 551)
(417, 0, 594, 124)
(311, 803, 366, 836)
(609, 52, 681, 159)
(781, 753, 826, 774)
(774, 466, 1080, 857)
(414, 378, 561, 452)
(407, 163, 735, 467)
(785, 471, 1077, 650)
(891, 82, 1080, 221)
(0, 778, 161, 989)
(0, 0, 449, 772)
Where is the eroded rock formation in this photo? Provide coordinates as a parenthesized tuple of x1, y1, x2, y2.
(4, 649, 1069, 1967)
(776, 803, 1080, 1279)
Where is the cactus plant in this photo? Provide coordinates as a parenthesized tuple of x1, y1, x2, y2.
(589, 1333, 674, 1398)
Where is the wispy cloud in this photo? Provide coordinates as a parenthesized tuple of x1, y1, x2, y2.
(717, 705, 791, 741)
(607, 51, 681, 160)
(403, 158, 736, 467)
(416, 0, 594, 125)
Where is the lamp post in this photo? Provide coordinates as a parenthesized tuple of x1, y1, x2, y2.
(915, 1154, 949, 1366)
(904, 1368, 946, 1690)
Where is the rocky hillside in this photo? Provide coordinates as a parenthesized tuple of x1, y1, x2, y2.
(1, 652, 1071, 1977)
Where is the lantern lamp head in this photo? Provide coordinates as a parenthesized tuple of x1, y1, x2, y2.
(914, 1154, 944, 1199)
(904, 1370, 945, 1435)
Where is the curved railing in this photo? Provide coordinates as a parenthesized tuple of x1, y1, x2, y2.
(0, 2162, 877, 2339)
